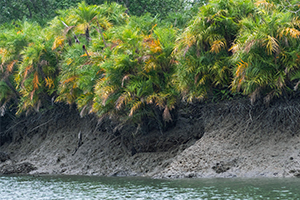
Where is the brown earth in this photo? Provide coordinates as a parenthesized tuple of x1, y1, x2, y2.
(1, 99, 300, 178)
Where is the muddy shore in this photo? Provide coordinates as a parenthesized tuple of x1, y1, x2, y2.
(1, 99, 300, 178)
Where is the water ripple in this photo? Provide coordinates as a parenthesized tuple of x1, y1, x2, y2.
(1, 176, 300, 199)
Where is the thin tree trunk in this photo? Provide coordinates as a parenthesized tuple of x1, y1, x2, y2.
(61, 20, 80, 44)
(25, 2, 33, 18)
(85, 27, 90, 44)
(82, 45, 90, 58)
(97, 21, 107, 47)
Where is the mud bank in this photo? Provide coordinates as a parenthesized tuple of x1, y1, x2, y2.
(1, 99, 300, 178)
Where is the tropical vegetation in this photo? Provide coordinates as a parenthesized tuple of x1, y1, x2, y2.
(1, 0, 300, 134)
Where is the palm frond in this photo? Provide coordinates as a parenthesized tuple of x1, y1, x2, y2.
(264, 35, 279, 55)
(52, 36, 65, 50)
(129, 101, 142, 117)
(210, 39, 226, 53)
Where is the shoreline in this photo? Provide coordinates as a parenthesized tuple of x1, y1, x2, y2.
(1, 99, 300, 178)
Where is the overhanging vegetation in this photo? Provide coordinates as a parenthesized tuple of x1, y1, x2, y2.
(0, 0, 300, 133)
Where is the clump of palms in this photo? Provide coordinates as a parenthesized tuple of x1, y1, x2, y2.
(52, 2, 127, 115)
(16, 37, 58, 114)
(92, 24, 178, 132)
(0, 21, 46, 115)
(51, 2, 179, 132)
(231, 1, 300, 104)
(3, 0, 300, 134)
(174, 0, 256, 102)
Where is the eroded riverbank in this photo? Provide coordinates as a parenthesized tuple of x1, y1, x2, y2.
(1, 99, 300, 178)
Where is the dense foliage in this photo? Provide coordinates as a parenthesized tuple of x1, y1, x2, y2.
(0, 0, 205, 25)
(1, 0, 300, 134)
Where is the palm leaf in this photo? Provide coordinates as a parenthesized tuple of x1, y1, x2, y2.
(129, 101, 142, 117)
(264, 35, 279, 55)
(210, 39, 226, 53)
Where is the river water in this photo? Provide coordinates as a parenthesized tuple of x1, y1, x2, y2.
(1, 175, 300, 199)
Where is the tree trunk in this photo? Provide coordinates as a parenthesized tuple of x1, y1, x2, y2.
(25, 2, 33, 18)
(96, 21, 107, 47)
(85, 27, 90, 44)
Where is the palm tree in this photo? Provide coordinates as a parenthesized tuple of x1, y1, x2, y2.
(66, 1, 99, 43)
(49, 1, 127, 49)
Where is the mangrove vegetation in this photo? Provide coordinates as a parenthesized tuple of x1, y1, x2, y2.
(1, 0, 300, 133)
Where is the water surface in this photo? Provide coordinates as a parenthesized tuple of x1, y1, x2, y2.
(1, 175, 300, 199)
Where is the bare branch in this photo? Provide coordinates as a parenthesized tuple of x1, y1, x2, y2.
(61, 20, 80, 44)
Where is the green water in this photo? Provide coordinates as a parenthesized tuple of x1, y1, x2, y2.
(1, 175, 300, 199)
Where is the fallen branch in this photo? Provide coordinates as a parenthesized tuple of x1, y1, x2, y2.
(27, 119, 53, 134)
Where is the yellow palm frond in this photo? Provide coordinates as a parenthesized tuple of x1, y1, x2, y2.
(144, 60, 157, 72)
(80, 52, 91, 57)
(129, 101, 142, 116)
(149, 39, 162, 53)
(235, 60, 248, 78)
(232, 60, 248, 91)
(96, 68, 105, 75)
(45, 77, 55, 89)
(150, 24, 157, 33)
(264, 35, 279, 55)
(115, 92, 131, 110)
(280, 27, 300, 39)
(97, 17, 113, 30)
(52, 36, 65, 50)
(210, 39, 226, 53)
(101, 85, 115, 105)
(66, 58, 73, 65)
(184, 32, 196, 48)
(197, 74, 208, 86)
(146, 94, 157, 104)
(292, 17, 300, 28)
(0, 48, 7, 56)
